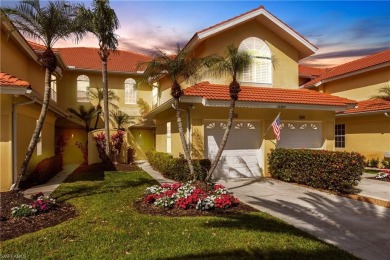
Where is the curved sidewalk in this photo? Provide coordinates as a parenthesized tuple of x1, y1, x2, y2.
(140, 163, 390, 260)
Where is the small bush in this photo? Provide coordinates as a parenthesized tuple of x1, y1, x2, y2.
(22, 155, 63, 188)
(365, 158, 380, 168)
(146, 151, 211, 182)
(381, 159, 390, 169)
(268, 148, 365, 193)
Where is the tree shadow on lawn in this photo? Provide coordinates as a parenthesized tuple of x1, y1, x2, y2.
(54, 168, 156, 202)
(161, 246, 356, 260)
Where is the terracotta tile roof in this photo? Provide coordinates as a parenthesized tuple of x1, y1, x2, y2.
(299, 65, 327, 77)
(184, 81, 356, 108)
(57, 47, 151, 72)
(0, 72, 31, 87)
(27, 41, 48, 52)
(340, 99, 390, 115)
(303, 49, 390, 87)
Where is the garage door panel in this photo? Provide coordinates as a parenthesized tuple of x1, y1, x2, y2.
(277, 122, 323, 149)
(205, 121, 263, 179)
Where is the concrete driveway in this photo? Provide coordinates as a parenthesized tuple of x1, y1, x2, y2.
(222, 178, 390, 260)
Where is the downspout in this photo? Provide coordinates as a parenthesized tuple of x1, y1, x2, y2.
(12, 97, 36, 189)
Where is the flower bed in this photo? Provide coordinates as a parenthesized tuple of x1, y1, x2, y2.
(143, 182, 239, 211)
(11, 192, 57, 218)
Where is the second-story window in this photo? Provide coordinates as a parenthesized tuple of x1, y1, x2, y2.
(50, 75, 57, 102)
(239, 37, 272, 85)
(125, 78, 137, 104)
(77, 75, 89, 102)
(152, 83, 159, 109)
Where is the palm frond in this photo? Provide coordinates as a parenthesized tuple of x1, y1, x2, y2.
(371, 86, 390, 101)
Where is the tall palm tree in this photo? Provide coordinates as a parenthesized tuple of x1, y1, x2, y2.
(142, 46, 204, 180)
(205, 45, 252, 181)
(371, 86, 390, 101)
(78, 0, 119, 159)
(2, 0, 86, 190)
(67, 105, 98, 133)
(88, 86, 119, 129)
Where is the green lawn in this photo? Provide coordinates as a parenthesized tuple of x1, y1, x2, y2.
(1, 168, 357, 259)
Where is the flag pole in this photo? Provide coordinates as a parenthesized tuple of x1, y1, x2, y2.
(263, 112, 281, 138)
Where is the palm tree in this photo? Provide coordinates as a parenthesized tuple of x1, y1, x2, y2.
(78, 0, 119, 159)
(109, 110, 134, 130)
(205, 45, 252, 181)
(67, 105, 98, 133)
(88, 86, 119, 129)
(142, 46, 205, 180)
(371, 86, 390, 101)
(2, 0, 86, 190)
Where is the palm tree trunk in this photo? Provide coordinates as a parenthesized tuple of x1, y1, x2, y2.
(206, 99, 236, 181)
(93, 111, 101, 130)
(175, 99, 195, 180)
(14, 69, 52, 190)
(102, 58, 111, 160)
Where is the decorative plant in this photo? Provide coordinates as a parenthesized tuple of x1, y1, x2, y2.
(144, 181, 239, 211)
(92, 130, 125, 163)
(11, 192, 56, 218)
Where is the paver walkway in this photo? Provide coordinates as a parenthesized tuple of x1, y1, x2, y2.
(24, 164, 79, 198)
(140, 162, 390, 260)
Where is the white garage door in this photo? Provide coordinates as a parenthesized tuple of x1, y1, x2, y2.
(205, 121, 263, 179)
(277, 121, 323, 149)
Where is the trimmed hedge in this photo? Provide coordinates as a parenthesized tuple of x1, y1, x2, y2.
(146, 150, 211, 182)
(21, 155, 63, 188)
(268, 148, 365, 193)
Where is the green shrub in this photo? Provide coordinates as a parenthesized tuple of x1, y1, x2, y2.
(365, 158, 380, 168)
(268, 148, 365, 193)
(21, 155, 63, 188)
(382, 159, 390, 169)
(146, 151, 211, 182)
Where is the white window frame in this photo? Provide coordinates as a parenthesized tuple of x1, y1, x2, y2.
(77, 75, 89, 103)
(50, 75, 57, 102)
(125, 78, 137, 104)
(335, 124, 346, 148)
(238, 37, 272, 85)
(37, 120, 42, 156)
(152, 83, 159, 109)
(167, 122, 171, 153)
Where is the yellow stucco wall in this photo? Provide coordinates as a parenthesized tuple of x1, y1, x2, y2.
(320, 67, 390, 101)
(129, 129, 155, 160)
(16, 101, 57, 175)
(157, 19, 300, 105)
(1, 29, 45, 95)
(1, 95, 13, 191)
(56, 127, 86, 165)
(57, 70, 152, 125)
(336, 114, 390, 160)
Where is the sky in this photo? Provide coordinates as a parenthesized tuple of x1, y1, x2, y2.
(3, 1, 390, 68)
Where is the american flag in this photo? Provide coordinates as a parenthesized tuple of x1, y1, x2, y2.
(272, 114, 281, 141)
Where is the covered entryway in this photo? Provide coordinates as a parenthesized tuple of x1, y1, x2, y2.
(277, 121, 323, 149)
(205, 120, 263, 179)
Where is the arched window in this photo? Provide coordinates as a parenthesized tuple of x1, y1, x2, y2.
(238, 37, 272, 85)
(124, 78, 137, 104)
(77, 75, 89, 102)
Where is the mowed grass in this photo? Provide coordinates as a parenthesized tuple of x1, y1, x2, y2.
(1, 168, 357, 259)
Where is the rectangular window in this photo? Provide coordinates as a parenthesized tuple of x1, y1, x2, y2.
(77, 75, 89, 103)
(335, 124, 345, 148)
(166, 122, 171, 153)
(50, 75, 57, 102)
(37, 121, 42, 156)
(152, 85, 159, 109)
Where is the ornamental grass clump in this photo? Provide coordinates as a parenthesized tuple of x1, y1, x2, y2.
(144, 182, 239, 211)
(11, 192, 57, 218)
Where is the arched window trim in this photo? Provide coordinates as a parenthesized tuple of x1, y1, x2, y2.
(77, 75, 89, 103)
(238, 37, 272, 85)
(124, 78, 137, 104)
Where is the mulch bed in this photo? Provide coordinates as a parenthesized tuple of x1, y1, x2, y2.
(134, 199, 257, 217)
(0, 191, 77, 241)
